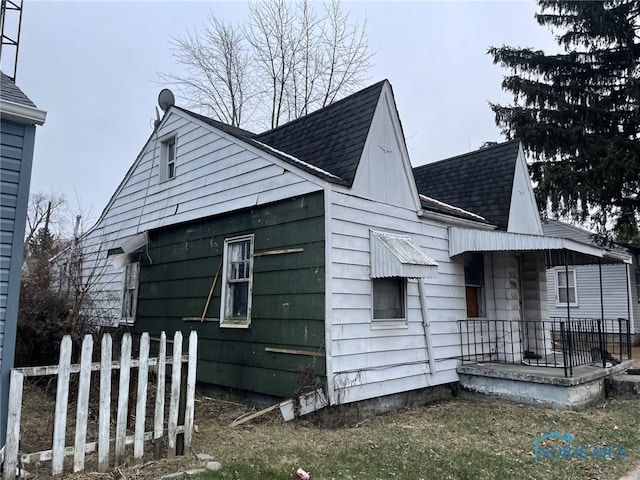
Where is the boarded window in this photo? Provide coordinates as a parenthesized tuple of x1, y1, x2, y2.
(556, 269, 578, 306)
(220, 235, 254, 328)
(373, 277, 406, 320)
(464, 253, 484, 318)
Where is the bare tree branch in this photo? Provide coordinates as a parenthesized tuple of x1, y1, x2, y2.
(24, 192, 67, 259)
(160, 0, 373, 130)
(158, 15, 254, 127)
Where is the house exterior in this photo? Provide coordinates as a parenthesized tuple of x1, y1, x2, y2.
(0, 72, 46, 445)
(80, 80, 630, 410)
(542, 219, 639, 340)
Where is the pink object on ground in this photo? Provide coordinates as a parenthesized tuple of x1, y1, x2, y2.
(296, 467, 310, 479)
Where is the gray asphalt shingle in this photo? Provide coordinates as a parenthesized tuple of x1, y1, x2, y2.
(254, 81, 385, 186)
(412, 140, 521, 231)
(1, 71, 38, 108)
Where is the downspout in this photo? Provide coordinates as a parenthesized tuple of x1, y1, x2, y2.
(418, 279, 436, 374)
(564, 250, 571, 322)
(626, 263, 632, 325)
(599, 260, 604, 321)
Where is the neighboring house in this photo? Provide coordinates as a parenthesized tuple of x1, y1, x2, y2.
(542, 219, 639, 340)
(0, 72, 46, 446)
(79, 80, 630, 410)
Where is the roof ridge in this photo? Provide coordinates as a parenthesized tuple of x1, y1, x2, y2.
(543, 219, 594, 236)
(257, 79, 388, 137)
(415, 138, 520, 169)
(173, 106, 255, 139)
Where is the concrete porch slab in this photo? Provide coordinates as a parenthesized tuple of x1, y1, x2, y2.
(607, 373, 640, 399)
(457, 360, 633, 410)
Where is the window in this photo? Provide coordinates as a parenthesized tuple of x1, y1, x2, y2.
(373, 277, 406, 320)
(122, 261, 140, 324)
(220, 235, 254, 328)
(636, 269, 640, 303)
(464, 253, 484, 318)
(160, 134, 177, 182)
(555, 268, 578, 306)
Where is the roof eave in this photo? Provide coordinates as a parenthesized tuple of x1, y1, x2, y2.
(0, 99, 46, 125)
(418, 209, 496, 230)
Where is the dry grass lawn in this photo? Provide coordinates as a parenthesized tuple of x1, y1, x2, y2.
(15, 381, 640, 480)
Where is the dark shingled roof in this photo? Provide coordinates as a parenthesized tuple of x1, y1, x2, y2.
(412, 140, 521, 231)
(174, 106, 255, 139)
(254, 80, 386, 186)
(1, 71, 37, 107)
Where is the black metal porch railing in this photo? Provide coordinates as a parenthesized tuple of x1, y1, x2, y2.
(458, 317, 632, 377)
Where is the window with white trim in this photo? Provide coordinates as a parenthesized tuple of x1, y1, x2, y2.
(160, 134, 177, 182)
(220, 234, 254, 328)
(464, 253, 485, 318)
(121, 261, 140, 324)
(372, 277, 406, 321)
(555, 268, 578, 306)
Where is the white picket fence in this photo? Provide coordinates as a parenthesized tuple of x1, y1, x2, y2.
(2, 330, 198, 479)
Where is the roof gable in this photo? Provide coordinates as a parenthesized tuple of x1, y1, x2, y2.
(413, 140, 521, 231)
(254, 81, 386, 186)
(350, 82, 421, 210)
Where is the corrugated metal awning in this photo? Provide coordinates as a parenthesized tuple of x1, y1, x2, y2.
(449, 227, 632, 265)
(370, 230, 438, 278)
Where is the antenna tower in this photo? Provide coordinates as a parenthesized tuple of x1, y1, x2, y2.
(0, 0, 24, 82)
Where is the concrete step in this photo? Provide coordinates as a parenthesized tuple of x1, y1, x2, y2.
(607, 373, 640, 399)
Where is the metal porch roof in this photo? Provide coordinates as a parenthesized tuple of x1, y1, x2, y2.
(448, 227, 632, 266)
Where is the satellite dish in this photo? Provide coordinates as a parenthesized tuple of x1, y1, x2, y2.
(158, 89, 175, 112)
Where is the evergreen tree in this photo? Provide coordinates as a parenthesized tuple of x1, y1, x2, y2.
(489, 0, 640, 242)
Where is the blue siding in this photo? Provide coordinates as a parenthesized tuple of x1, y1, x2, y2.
(0, 119, 36, 446)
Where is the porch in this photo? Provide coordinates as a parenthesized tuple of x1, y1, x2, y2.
(457, 318, 634, 409)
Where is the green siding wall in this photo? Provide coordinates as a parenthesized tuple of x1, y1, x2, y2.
(133, 191, 326, 398)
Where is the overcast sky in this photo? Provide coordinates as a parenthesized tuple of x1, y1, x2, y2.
(8, 1, 558, 230)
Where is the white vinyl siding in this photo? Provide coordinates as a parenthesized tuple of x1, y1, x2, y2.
(327, 189, 463, 405)
(547, 264, 632, 319)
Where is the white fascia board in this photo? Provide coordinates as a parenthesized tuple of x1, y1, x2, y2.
(418, 209, 496, 230)
(0, 99, 47, 125)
